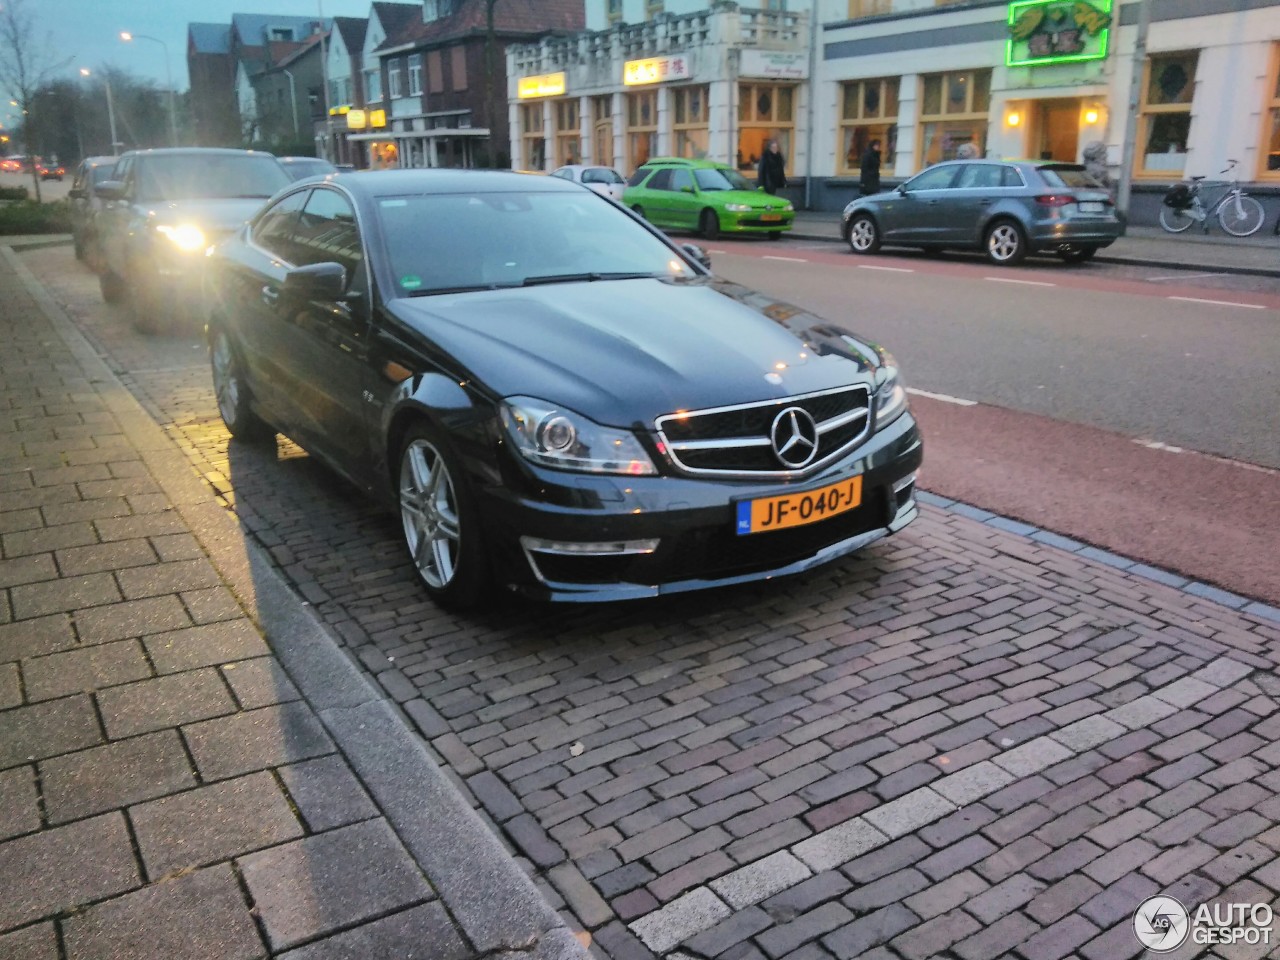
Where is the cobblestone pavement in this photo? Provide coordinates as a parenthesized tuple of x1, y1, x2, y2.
(22, 244, 1280, 960)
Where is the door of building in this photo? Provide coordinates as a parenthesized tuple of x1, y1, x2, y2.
(1035, 99, 1080, 163)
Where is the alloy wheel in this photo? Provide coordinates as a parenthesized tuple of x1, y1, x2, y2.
(211, 333, 240, 428)
(987, 224, 1022, 262)
(849, 217, 879, 253)
(399, 439, 462, 589)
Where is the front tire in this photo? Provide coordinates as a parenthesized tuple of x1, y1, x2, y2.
(1218, 195, 1265, 237)
(130, 282, 162, 335)
(699, 208, 720, 242)
(99, 268, 125, 304)
(984, 220, 1028, 265)
(211, 329, 272, 442)
(1159, 206, 1195, 233)
(398, 426, 490, 610)
(847, 214, 880, 254)
(1058, 244, 1098, 264)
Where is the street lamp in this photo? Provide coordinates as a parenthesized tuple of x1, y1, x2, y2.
(282, 69, 300, 135)
(120, 31, 178, 147)
(80, 68, 122, 157)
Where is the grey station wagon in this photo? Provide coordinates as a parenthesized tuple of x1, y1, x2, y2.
(841, 159, 1122, 265)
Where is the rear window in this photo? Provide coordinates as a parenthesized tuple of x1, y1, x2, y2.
(1038, 166, 1104, 189)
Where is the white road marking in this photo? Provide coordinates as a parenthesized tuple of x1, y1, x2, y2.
(1167, 295, 1266, 310)
(763, 255, 808, 263)
(858, 264, 914, 273)
(906, 388, 977, 406)
(984, 276, 1056, 287)
(1145, 272, 1227, 282)
(708, 249, 727, 254)
(1135, 438, 1278, 474)
(1135, 438, 1185, 453)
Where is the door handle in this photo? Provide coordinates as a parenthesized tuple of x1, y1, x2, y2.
(261, 285, 280, 306)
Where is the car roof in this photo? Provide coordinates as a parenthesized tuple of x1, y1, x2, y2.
(119, 148, 278, 160)
(327, 169, 584, 197)
(278, 156, 334, 164)
(638, 157, 729, 170)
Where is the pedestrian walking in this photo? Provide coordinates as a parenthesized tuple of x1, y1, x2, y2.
(758, 139, 787, 195)
(860, 140, 882, 196)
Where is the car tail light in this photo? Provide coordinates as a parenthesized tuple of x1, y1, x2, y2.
(1035, 194, 1074, 207)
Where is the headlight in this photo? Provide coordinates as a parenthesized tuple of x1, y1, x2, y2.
(501, 397, 657, 475)
(783, 202, 794, 211)
(724, 203, 752, 212)
(155, 224, 207, 253)
(875, 363, 908, 427)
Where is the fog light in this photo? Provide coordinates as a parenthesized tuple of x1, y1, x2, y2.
(893, 472, 917, 494)
(520, 537, 659, 556)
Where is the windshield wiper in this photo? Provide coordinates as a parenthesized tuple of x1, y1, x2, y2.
(406, 283, 506, 296)
(520, 271, 659, 287)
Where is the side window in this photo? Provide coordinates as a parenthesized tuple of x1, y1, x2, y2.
(72, 164, 87, 192)
(1000, 165, 1025, 188)
(551, 169, 572, 180)
(252, 190, 310, 262)
(955, 164, 1001, 189)
(671, 168, 694, 191)
(625, 167, 651, 187)
(113, 157, 132, 188)
(906, 164, 959, 191)
(647, 169, 674, 191)
(293, 189, 365, 291)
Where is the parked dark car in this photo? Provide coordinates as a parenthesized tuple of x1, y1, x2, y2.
(94, 148, 290, 333)
(38, 161, 65, 181)
(842, 159, 1122, 265)
(69, 156, 118, 267)
(203, 170, 922, 608)
(277, 156, 338, 181)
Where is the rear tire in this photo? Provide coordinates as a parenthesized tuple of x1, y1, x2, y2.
(1158, 206, 1195, 233)
(130, 281, 163, 335)
(699, 209, 720, 242)
(1058, 244, 1097, 264)
(210, 328, 272, 442)
(99, 269, 125, 304)
(984, 219, 1028, 265)
(846, 214, 880, 254)
(397, 424, 491, 610)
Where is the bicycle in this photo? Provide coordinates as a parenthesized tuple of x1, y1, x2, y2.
(1159, 160, 1267, 237)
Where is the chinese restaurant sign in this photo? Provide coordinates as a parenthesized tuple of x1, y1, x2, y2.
(624, 55, 691, 86)
(1006, 0, 1112, 67)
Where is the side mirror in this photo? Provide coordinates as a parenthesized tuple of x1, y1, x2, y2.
(94, 181, 127, 201)
(283, 261, 347, 301)
(680, 243, 711, 271)
(681, 185, 695, 193)
(896, 183, 908, 196)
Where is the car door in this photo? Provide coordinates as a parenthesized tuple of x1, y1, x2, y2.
(668, 167, 701, 230)
(889, 163, 962, 243)
(948, 164, 1023, 244)
(224, 188, 312, 424)
(260, 187, 379, 479)
(641, 168, 676, 226)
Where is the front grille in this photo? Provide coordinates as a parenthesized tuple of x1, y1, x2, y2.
(657, 385, 871, 478)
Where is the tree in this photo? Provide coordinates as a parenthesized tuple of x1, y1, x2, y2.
(0, 0, 71, 201)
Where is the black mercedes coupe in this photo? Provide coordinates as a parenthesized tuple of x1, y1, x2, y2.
(202, 170, 922, 608)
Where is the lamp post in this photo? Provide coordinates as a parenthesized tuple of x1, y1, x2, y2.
(282, 69, 301, 135)
(80, 68, 121, 157)
(120, 31, 178, 146)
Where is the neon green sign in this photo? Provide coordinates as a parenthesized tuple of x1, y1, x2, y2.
(1006, 0, 1112, 67)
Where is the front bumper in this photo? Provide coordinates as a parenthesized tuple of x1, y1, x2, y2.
(724, 211, 795, 234)
(479, 412, 922, 601)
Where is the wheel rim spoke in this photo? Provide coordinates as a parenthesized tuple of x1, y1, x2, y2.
(399, 438, 461, 591)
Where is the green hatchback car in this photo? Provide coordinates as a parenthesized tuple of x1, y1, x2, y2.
(623, 158, 794, 241)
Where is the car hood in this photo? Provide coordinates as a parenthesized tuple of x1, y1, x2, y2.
(386, 278, 888, 428)
(709, 189, 788, 209)
(141, 197, 269, 233)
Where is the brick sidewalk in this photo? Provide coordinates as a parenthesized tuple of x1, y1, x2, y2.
(0, 249, 588, 960)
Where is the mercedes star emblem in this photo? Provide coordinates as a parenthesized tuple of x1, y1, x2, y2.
(770, 406, 819, 468)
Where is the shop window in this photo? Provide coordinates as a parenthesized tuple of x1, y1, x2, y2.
(847, 0, 891, 17)
(738, 82, 796, 174)
(839, 77, 898, 174)
(1263, 46, 1280, 177)
(1138, 52, 1197, 176)
(626, 90, 658, 172)
(592, 96, 615, 166)
(917, 69, 991, 166)
(672, 85, 710, 160)
(556, 99, 581, 166)
(521, 103, 546, 170)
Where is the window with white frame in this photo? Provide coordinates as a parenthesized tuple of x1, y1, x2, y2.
(365, 67, 382, 102)
(388, 59, 403, 99)
(409, 54, 423, 96)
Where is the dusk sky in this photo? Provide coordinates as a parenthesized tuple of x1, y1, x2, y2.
(36, 1, 381, 92)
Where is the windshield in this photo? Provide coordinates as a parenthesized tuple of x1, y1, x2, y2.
(582, 167, 624, 185)
(693, 167, 753, 192)
(1039, 166, 1104, 189)
(91, 164, 117, 184)
(283, 159, 336, 181)
(136, 154, 290, 202)
(376, 190, 698, 296)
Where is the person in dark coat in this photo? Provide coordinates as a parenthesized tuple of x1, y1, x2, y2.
(757, 140, 787, 195)
(860, 140, 882, 196)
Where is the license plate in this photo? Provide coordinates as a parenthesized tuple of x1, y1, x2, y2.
(760, 213, 783, 222)
(1078, 201, 1104, 213)
(735, 476, 863, 536)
